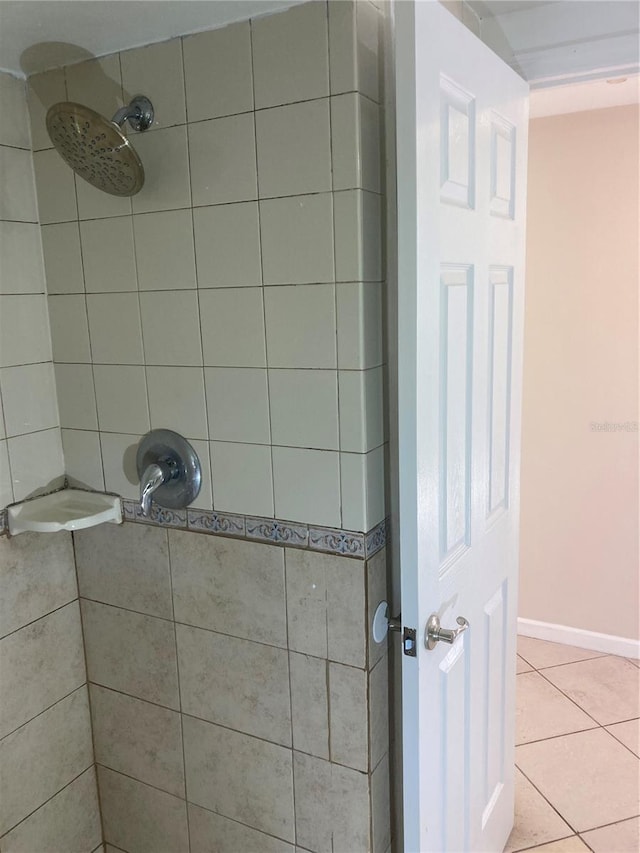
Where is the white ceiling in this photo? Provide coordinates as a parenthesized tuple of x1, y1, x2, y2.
(0, 0, 305, 76)
(0, 0, 638, 84)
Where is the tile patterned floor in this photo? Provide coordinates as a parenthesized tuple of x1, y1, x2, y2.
(505, 636, 640, 853)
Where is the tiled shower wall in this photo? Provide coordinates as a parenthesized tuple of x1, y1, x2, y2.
(0, 531, 101, 851)
(75, 520, 391, 853)
(0, 71, 64, 505)
(28, 0, 386, 533)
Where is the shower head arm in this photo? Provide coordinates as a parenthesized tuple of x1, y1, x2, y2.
(111, 95, 154, 132)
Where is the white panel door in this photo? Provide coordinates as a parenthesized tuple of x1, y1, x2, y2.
(395, 3, 528, 852)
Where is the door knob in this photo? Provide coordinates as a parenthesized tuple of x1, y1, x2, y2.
(425, 614, 469, 650)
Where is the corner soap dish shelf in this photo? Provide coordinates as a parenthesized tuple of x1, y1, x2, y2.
(7, 489, 122, 536)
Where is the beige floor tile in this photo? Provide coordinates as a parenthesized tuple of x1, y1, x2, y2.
(606, 718, 640, 757)
(626, 657, 640, 668)
(517, 636, 605, 670)
(516, 729, 640, 831)
(504, 769, 573, 852)
(581, 816, 640, 853)
(516, 672, 595, 745)
(520, 838, 590, 852)
(542, 656, 640, 725)
(517, 655, 533, 674)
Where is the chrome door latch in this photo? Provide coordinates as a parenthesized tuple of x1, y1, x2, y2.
(372, 602, 417, 657)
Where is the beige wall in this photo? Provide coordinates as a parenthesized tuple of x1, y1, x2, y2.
(520, 104, 639, 641)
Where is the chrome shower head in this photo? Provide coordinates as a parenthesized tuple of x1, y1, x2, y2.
(45, 95, 154, 197)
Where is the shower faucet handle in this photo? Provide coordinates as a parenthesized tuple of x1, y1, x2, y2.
(140, 461, 173, 517)
(136, 430, 202, 517)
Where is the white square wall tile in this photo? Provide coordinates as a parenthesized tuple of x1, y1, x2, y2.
(252, 1, 330, 109)
(55, 364, 98, 430)
(205, 368, 270, 444)
(193, 203, 261, 288)
(1, 364, 59, 437)
(183, 22, 253, 122)
(147, 366, 208, 440)
(334, 190, 382, 282)
(80, 218, 137, 293)
(273, 446, 340, 527)
(132, 126, 191, 214)
(340, 446, 385, 531)
(134, 210, 196, 291)
(264, 284, 336, 369)
(0, 147, 37, 223)
(27, 68, 66, 151)
(189, 114, 257, 207)
(0, 294, 52, 367)
(331, 93, 381, 192)
(256, 100, 331, 198)
(121, 39, 186, 130)
(41, 223, 84, 294)
(100, 432, 142, 499)
(199, 287, 266, 368)
(33, 149, 77, 224)
(140, 290, 202, 366)
(336, 282, 383, 369)
(8, 428, 64, 500)
(329, 0, 381, 101)
(260, 194, 334, 285)
(0, 440, 13, 507)
(76, 174, 132, 220)
(48, 295, 91, 363)
(338, 368, 384, 453)
(62, 429, 105, 491)
(210, 441, 274, 517)
(0, 222, 46, 295)
(0, 73, 29, 149)
(269, 369, 338, 450)
(65, 54, 124, 120)
(87, 293, 144, 364)
(328, 1, 357, 95)
(94, 365, 149, 434)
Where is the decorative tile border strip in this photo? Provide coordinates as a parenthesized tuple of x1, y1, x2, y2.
(1, 493, 388, 560)
(122, 500, 187, 528)
(121, 501, 387, 559)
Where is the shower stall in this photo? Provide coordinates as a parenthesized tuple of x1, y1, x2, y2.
(0, 2, 391, 851)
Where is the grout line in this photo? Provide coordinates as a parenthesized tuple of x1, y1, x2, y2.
(249, 17, 276, 520)
(326, 2, 343, 532)
(534, 668, 609, 729)
(509, 834, 581, 853)
(0, 595, 78, 641)
(98, 763, 297, 848)
(516, 725, 601, 748)
(533, 653, 610, 671)
(0, 764, 97, 841)
(180, 37, 213, 524)
(0, 682, 85, 743)
(165, 526, 191, 852)
(70, 137, 105, 491)
(515, 764, 579, 837)
(281, 550, 298, 843)
(73, 530, 107, 849)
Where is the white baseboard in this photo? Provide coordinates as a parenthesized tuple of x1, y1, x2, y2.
(517, 617, 640, 660)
